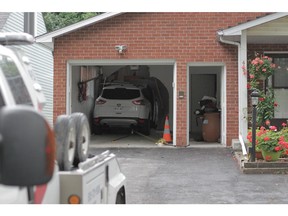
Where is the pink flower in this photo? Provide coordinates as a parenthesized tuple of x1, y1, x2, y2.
(262, 68, 267, 72)
(269, 126, 277, 131)
(260, 126, 266, 131)
(270, 63, 276, 68)
(281, 122, 287, 127)
(249, 74, 255, 79)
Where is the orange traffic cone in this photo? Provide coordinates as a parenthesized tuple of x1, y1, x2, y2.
(163, 115, 172, 143)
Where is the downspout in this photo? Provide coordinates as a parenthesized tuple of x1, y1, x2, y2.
(217, 30, 247, 154)
(218, 34, 240, 48)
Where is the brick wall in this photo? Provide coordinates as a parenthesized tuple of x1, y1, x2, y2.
(53, 12, 268, 146)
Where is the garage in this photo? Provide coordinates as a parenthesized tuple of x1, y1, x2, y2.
(37, 12, 281, 147)
(67, 60, 175, 146)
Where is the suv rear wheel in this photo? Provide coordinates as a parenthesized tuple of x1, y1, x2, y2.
(140, 114, 151, 135)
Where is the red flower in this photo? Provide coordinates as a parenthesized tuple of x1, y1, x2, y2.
(274, 146, 281, 152)
(259, 97, 265, 102)
(247, 83, 251, 89)
(274, 102, 278, 107)
(282, 122, 287, 127)
(265, 155, 272, 161)
(265, 120, 270, 126)
(264, 137, 270, 141)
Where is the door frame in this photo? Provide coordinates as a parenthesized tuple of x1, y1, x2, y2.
(186, 62, 226, 146)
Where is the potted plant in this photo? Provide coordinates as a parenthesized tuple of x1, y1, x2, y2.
(247, 123, 288, 162)
(247, 129, 263, 159)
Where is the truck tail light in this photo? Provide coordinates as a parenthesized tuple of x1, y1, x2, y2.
(132, 99, 144, 105)
(96, 99, 106, 105)
(68, 195, 81, 204)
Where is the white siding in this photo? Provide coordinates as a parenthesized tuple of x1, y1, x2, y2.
(1, 12, 53, 125)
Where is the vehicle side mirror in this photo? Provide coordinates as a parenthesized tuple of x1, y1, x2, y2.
(0, 106, 55, 186)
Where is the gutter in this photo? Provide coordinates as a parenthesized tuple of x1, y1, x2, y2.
(217, 30, 240, 47)
(218, 30, 247, 155)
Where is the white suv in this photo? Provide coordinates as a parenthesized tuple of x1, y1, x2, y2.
(93, 83, 152, 135)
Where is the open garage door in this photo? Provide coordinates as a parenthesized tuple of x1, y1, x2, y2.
(66, 60, 175, 147)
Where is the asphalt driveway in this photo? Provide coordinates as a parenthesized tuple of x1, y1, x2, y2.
(90, 147, 288, 204)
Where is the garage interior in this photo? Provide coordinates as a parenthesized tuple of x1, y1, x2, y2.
(189, 66, 223, 145)
(69, 63, 174, 146)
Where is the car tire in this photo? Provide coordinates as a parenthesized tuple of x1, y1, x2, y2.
(115, 187, 126, 204)
(70, 112, 90, 167)
(54, 115, 76, 171)
(152, 100, 159, 128)
(141, 115, 151, 136)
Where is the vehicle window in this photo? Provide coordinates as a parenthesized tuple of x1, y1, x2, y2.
(0, 54, 33, 106)
(102, 88, 140, 100)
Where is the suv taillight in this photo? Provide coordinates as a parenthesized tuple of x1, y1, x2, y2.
(96, 99, 106, 105)
(132, 99, 145, 105)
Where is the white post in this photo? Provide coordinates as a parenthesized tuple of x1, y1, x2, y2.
(239, 30, 248, 142)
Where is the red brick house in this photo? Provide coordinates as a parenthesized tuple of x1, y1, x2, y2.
(36, 12, 288, 147)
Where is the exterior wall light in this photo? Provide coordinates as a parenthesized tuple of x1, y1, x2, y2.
(115, 45, 127, 54)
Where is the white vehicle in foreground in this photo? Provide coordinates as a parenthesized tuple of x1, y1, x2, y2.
(0, 33, 126, 204)
(93, 83, 152, 135)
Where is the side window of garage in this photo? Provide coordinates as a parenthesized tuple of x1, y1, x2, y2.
(0, 54, 33, 106)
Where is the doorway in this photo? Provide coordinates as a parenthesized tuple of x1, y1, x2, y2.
(188, 65, 225, 145)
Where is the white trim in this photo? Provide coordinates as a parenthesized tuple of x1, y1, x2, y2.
(34, 12, 38, 36)
(173, 63, 177, 146)
(67, 59, 176, 66)
(218, 12, 288, 36)
(187, 62, 226, 147)
(221, 65, 227, 146)
(66, 63, 72, 114)
(239, 30, 248, 143)
(36, 12, 123, 43)
(264, 51, 288, 54)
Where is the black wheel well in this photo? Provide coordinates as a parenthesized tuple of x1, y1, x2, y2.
(116, 186, 126, 204)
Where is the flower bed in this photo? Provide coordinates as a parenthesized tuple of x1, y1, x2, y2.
(247, 123, 288, 162)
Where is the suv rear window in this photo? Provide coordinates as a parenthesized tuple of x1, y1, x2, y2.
(102, 88, 140, 100)
(0, 54, 32, 106)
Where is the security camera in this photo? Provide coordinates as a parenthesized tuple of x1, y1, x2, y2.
(115, 45, 127, 54)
